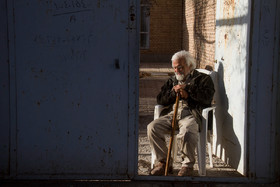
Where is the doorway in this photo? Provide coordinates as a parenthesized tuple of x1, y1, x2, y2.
(137, 0, 245, 177)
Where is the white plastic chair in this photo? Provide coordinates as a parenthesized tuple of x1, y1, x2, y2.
(150, 69, 217, 176)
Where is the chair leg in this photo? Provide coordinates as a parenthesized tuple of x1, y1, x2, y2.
(151, 149, 156, 169)
(198, 107, 215, 176)
(171, 135, 178, 167)
(197, 136, 202, 174)
(207, 142, 213, 168)
(198, 115, 207, 176)
(197, 132, 206, 176)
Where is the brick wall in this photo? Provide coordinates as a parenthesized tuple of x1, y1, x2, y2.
(140, 0, 216, 69)
(140, 0, 183, 62)
(183, 0, 216, 69)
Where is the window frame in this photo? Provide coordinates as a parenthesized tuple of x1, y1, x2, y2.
(140, 3, 150, 49)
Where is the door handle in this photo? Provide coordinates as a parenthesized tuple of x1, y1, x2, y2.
(115, 59, 120, 69)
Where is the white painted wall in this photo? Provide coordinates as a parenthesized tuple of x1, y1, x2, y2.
(213, 0, 251, 175)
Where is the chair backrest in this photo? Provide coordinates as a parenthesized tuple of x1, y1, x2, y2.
(196, 68, 218, 104)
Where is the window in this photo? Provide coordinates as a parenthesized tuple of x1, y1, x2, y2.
(140, 2, 150, 49)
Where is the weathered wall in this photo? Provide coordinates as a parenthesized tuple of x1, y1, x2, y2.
(248, 0, 280, 181)
(0, 0, 9, 176)
(1, 0, 138, 179)
(183, 0, 216, 69)
(214, 0, 251, 175)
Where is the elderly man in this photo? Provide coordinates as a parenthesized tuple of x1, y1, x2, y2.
(147, 50, 215, 176)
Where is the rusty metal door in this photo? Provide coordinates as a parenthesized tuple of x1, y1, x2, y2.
(2, 0, 138, 179)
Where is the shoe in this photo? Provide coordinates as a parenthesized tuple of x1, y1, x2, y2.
(150, 162, 173, 176)
(150, 162, 165, 176)
(178, 167, 193, 176)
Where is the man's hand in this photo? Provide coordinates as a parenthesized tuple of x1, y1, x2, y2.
(172, 84, 188, 99)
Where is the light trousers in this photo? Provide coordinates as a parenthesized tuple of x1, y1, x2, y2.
(147, 112, 199, 168)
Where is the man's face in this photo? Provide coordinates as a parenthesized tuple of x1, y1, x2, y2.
(172, 59, 191, 81)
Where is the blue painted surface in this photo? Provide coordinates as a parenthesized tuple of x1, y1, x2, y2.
(1, 0, 138, 179)
(0, 0, 10, 177)
(248, 0, 280, 180)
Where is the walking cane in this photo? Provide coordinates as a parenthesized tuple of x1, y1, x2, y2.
(165, 93, 180, 176)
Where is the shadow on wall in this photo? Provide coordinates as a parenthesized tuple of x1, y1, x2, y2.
(182, 6, 189, 52)
(214, 62, 241, 170)
(193, 0, 215, 68)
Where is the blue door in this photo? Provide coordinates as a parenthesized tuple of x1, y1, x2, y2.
(2, 0, 138, 179)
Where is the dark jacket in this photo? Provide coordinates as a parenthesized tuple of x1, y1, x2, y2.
(157, 69, 215, 131)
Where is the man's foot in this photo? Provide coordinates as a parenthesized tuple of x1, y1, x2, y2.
(178, 167, 193, 176)
(150, 162, 173, 176)
(150, 162, 165, 176)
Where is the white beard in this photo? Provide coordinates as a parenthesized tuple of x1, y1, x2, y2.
(175, 73, 185, 81)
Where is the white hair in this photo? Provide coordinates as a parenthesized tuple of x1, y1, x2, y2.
(171, 50, 196, 70)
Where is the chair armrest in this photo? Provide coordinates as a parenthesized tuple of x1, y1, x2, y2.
(202, 106, 216, 119)
(154, 105, 166, 120)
